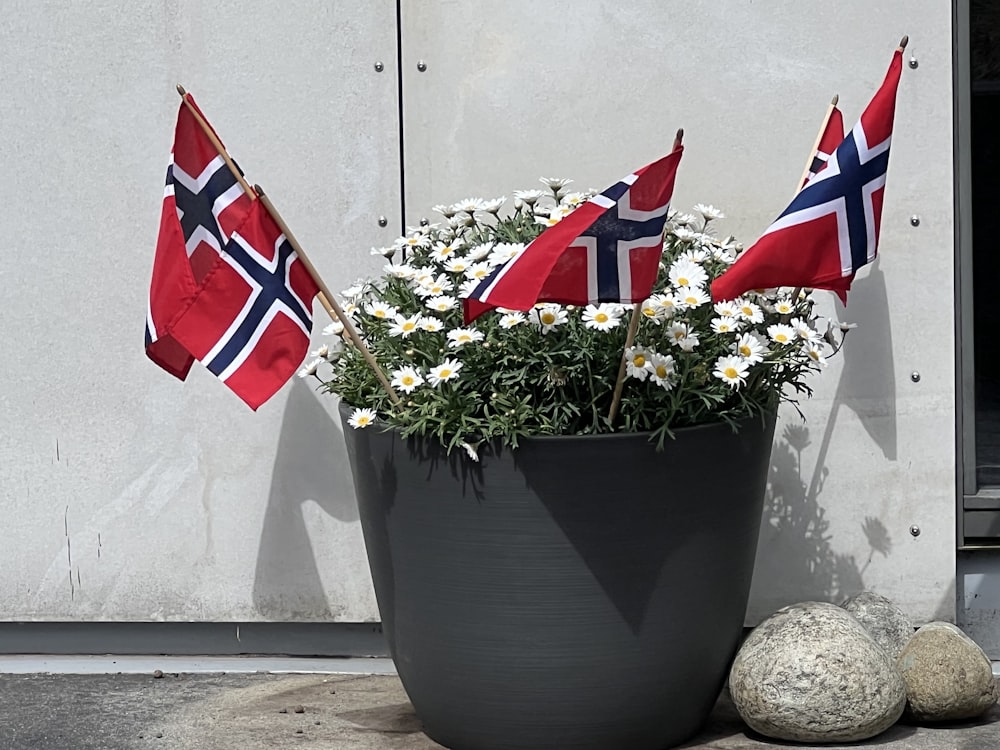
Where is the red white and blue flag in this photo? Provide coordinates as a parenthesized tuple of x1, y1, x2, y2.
(463, 145, 684, 323)
(145, 96, 319, 410)
(712, 48, 904, 304)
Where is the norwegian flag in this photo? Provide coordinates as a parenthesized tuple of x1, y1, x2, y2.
(463, 145, 683, 323)
(712, 48, 903, 304)
(801, 103, 844, 189)
(145, 96, 319, 410)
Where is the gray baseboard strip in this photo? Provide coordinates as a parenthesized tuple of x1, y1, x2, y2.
(0, 622, 389, 657)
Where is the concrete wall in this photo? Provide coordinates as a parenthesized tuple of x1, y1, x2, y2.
(0, 2, 956, 626)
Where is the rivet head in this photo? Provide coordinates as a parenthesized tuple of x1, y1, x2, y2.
(910, 371, 921, 383)
(416, 60, 427, 72)
(377, 216, 388, 227)
(374, 61, 384, 72)
(419, 217, 429, 226)
(910, 524, 921, 537)
(909, 57, 919, 69)
(910, 215, 920, 227)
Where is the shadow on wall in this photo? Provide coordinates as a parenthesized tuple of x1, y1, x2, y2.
(252, 378, 359, 619)
(748, 262, 897, 618)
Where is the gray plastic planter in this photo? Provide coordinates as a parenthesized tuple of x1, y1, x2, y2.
(341, 406, 776, 750)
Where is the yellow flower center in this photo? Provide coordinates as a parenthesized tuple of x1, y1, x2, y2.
(357, 416, 371, 426)
(655, 365, 668, 378)
(440, 368, 453, 378)
(809, 350, 820, 361)
(642, 307, 656, 317)
(595, 313, 609, 324)
(685, 296, 698, 305)
(775, 334, 789, 343)
(403, 322, 416, 331)
(678, 276, 689, 286)
(633, 355, 646, 367)
(375, 310, 387, 318)
(402, 376, 414, 386)
(739, 345, 751, 357)
(724, 367, 739, 379)
(741, 307, 753, 316)
(541, 312, 556, 325)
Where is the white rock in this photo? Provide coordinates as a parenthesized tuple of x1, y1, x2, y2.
(729, 601, 906, 742)
(842, 590, 914, 660)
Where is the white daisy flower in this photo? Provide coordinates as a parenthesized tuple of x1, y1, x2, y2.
(673, 226, 699, 241)
(711, 317, 740, 334)
(582, 303, 623, 331)
(453, 197, 484, 213)
(735, 299, 764, 324)
(804, 342, 828, 367)
(443, 257, 471, 274)
(536, 214, 562, 228)
(391, 366, 425, 393)
(370, 246, 395, 259)
(499, 311, 526, 328)
(640, 298, 665, 323)
(394, 234, 431, 251)
(385, 263, 416, 279)
(425, 295, 458, 313)
(341, 284, 365, 300)
(652, 293, 679, 319)
(448, 214, 474, 229)
(364, 301, 397, 320)
(733, 333, 766, 365)
(464, 263, 494, 283)
(418, 274, 454, 298)
(669, 259, 708, 289)
(428, 358, 463, 387)
(694, 203, 725, 221)
(677, 335, 700, 352)
(767, 323, 797, 345)
(458, 278, 481, 297)
(467, 244, 492, 261)
(447, 328, 485, 348)
(432, 203, 456, 218)
(668, 322, 694, 344)
(530, 304, 568, 333)
(347, 407, 378, 429)
(322, 320, 345, 336)
(430, 239, 465, 262)
(649, 352, 676, 390)
(460, 441, 481, 462)
(559, 192, 588, 208)
(790, 317, 821, 342)
(676, 286, 711, 309)
(487, 243, 524, 266)
(410, 266, 436, 287)
(540, 177, 573, 190)
(298, 357, 324, 378)
(625, 346, 653, 380)
(672, 212, 697, 227)
(713, 355, 749, 389)
(388, 314, 422, 338)
(513, 189, 546, 205)
(680, 247, 710, 264)
(420, 316, 444, 332)
(480, 196, 506, 214)
(772, 297, 795, 315)
(713, 301, 738, 318)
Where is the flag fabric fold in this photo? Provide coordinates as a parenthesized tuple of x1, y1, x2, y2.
(145, 96, 319, 410)
(801, 105, 845, 189)
(711, 48, 903, 304)
(463, 145, 684, 323)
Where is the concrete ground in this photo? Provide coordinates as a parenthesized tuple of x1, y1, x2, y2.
(0, 661, 998, 749)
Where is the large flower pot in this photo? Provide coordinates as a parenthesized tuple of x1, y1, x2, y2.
(341, 405, 776, 750)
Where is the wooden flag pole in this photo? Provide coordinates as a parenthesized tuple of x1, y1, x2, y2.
(607, 128, 684, 426)
(175, 85, 400, 406)
(254, 186, 400, 405)
(795, 94, 840, 193)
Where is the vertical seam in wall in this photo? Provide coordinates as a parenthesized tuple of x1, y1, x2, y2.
(396, 0, 406, 235)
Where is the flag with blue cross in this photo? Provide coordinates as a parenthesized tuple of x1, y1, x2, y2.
(712, 46, 904, 305)
(146, 94, 319, 409)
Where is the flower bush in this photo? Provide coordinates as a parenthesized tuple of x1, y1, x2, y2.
(305, 179, 847, 454)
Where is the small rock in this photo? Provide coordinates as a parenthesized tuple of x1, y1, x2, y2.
(842, 590, 914, 660)
(295, 729, 304, 734)
(897, 621, 999, 722)
(278, 708, 288, 714)
(152, 669, 163, 679)
(729, 601, 906, 742)
(293, 705, 305, 713)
